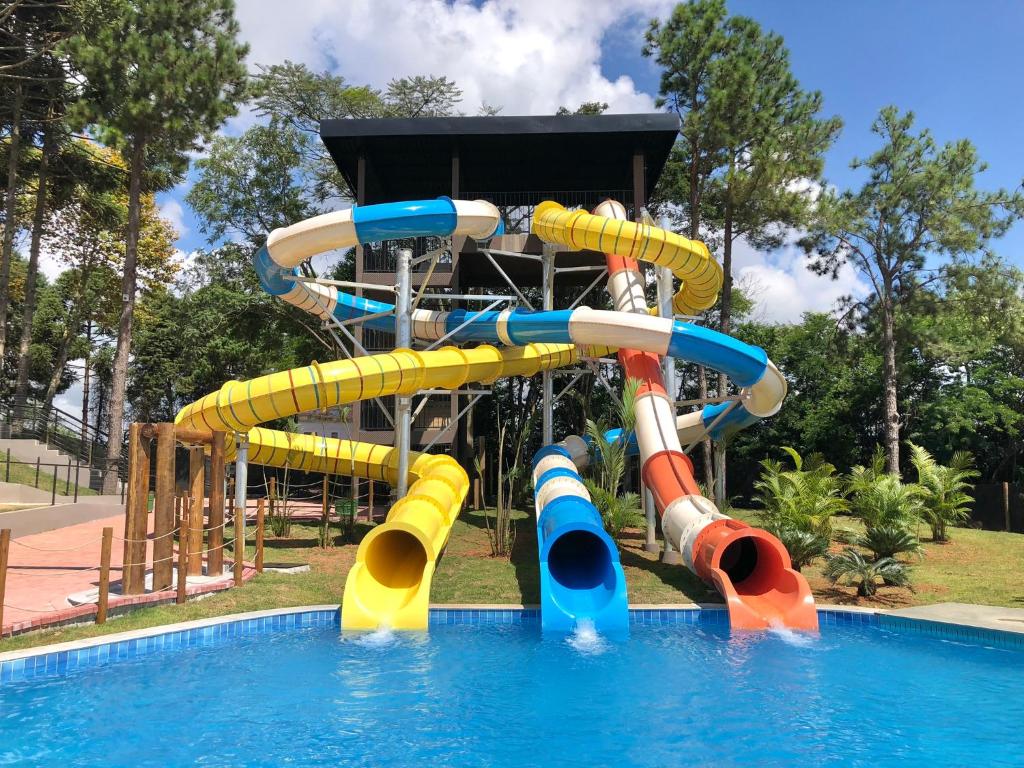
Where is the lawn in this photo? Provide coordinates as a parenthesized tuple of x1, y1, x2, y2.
(0, 451, 97, 497)
(2, 506, 1022, 652)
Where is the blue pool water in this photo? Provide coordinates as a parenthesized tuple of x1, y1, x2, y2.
(1, 620, 1022, 767)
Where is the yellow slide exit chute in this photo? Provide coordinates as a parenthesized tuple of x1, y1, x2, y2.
(175, 342, 600, 629)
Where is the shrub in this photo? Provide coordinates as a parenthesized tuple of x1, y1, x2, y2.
(857, 523, 923, 561)
(824, 549, 913, 597)
(909, 443, 979, 543)
(848, 447, 926, 530)
(754, 446, 848, 539)
(584, 482, 642, 542)
(770, 526, 830, 571)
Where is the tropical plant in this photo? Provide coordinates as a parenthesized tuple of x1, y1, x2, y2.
(583, 378, 641, 543)
(265, 468, 294, 538)
(771, 527, 829, 571)
(754, 446, 848, 539)
(485, 407, 534, 558)
(584, 484, 642, 542)
(824, 549, 913, 597)
(909, 443, 979, 543)
(848, 447, 926, 529)
(857, 524, 923, 562)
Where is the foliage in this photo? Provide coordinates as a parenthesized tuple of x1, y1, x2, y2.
(485, 407, 536, 558)
(824, 549, 913, 597)
(857, 524, 923, 562)
(768, 526, 829, 572)
(754, 446, 848, 539)
(848, 447, 926, 529)
(909, 443, 979, 542)
(583, 483, 642, 543)
(801, 106, 1024, 472)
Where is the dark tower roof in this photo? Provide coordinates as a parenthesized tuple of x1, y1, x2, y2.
(320, 113, 680, 203)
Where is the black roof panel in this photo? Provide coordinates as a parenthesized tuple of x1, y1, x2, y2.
(320, 114, 679, 204)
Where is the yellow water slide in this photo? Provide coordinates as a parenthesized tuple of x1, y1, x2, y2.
(176, 343, 594, 629)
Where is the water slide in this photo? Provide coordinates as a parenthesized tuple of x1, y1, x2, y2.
(176, 196, 816, 632)
(530, 201, 818, 632)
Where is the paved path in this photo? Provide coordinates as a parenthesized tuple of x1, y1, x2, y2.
(0, 496, 125, 538)
(887, 602, 1024, 635)
(2, 513, 143, 632)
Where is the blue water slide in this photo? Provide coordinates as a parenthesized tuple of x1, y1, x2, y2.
(531, 446, 629, 635)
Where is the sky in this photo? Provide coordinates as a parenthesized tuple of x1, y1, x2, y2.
(143, 0, 1024, 324)
(43, 0, 1024, 408)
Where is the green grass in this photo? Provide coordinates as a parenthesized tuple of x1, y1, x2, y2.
(0, 451, 97, 497)
(2, 506, 1022, 652)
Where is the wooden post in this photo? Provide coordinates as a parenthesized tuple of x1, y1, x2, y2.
(256, 497, 265, 573)
(321, 474, 330, 546)
(268, 475, 276, 519)
(233, 504, 244, 587)
(1004, 482, 1012, 533)
(473, 477, 481, 511)
(174, 494, 182, 533)
(0, 528, 9, 635)
(123, 424, 150, 595)
(188, 448, 205, 577)
(152, 423, 176, 590)
(208, 431, 226, 575)
(96, 527, 112, 624)
(367, 479, 374, 522)
(176, 520, 188, 604)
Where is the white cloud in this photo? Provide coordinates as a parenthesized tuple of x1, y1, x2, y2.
(234, 0, 673, 114)
(731, 235, 869, 324)
(158, 196, 189, 240)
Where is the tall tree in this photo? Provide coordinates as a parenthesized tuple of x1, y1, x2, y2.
(0, 0, 77, 370)
(644, 0, 733, 490)
(66, 0, 247, 491)
(802, 106, 1024, 473)
(701, 17, 841, 503)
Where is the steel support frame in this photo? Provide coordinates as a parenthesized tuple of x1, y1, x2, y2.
(394, 248, 413, 498)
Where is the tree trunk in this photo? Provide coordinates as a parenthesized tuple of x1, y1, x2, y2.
(687, 142, 715, 492)
(43, 326, 74, 412)
(0, 83, 24, 369)
(14, 113, 56, 402)
(82, 321, 91, 460)
(880, 287, 901, 475)
(102, 135, 146, 494)
(713, 198, 734, 507)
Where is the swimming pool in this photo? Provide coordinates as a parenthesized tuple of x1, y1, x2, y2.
(1, 609, 1021, 767)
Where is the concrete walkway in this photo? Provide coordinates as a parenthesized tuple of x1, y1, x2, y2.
(887, 602, 1024, 635)
(0, 496, 125, 538)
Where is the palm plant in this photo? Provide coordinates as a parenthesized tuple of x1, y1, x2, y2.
(772, 527, 830, 572)
(848, 448, 926, 530)
(584, 484, 642, 541)
(583, 379, 642, 544)
(824, 549, 913, 597)
(754, 446, 848, 539)
(857, 523, 923, 561)
(909, 443, 979, 543)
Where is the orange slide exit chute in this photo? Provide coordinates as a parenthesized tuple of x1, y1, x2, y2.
(692, 521, 819, 631)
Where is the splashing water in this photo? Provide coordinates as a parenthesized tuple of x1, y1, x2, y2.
(768, 619, 816, 648)
(567, 619, 608, 656)
(355, 625, 396, 648)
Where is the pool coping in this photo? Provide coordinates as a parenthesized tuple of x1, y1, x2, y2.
(1, 602, 1021, 684)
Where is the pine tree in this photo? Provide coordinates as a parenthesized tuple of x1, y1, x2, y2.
(802, 107, 1024, 473)
(65, 0, 247, 491)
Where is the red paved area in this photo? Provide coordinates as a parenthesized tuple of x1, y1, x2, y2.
(1, 509, 257, 637)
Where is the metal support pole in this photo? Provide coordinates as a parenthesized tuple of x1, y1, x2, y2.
(394, 247, 413, 499)
(657, 220, 681, 561)
(542, 244, 555, 446)
(234, 434, 248, 565)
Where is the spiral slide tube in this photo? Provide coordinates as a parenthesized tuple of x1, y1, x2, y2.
(530, 436, 629, 635)
(176, 342, 589, 629)
(212, 196, 814, 631)
(531, 199, 817, 631)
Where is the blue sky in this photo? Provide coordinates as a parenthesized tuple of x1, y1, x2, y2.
(602, 0, 1024, 265)
(155, 0, 1024, 276)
